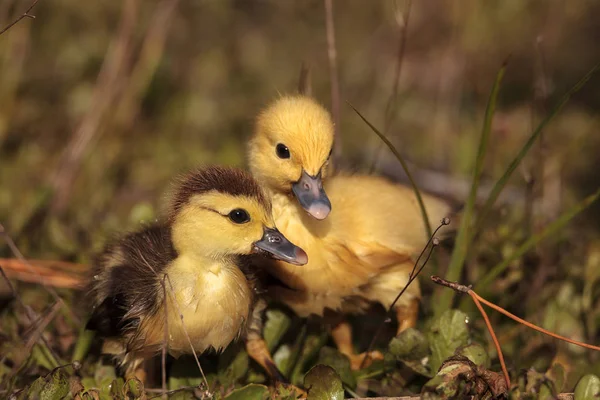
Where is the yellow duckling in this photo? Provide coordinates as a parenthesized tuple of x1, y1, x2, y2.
(86, 166, 307, 381)
(248, 95, 451, 369)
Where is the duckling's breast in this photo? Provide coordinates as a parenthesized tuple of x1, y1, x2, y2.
(268, 192, 380, 297)
(142, 256, 252, 354)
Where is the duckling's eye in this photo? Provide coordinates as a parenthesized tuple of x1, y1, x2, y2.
(276, 143, 290, 159)
(228, 208, 250, 224)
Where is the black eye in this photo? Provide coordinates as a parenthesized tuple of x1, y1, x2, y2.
(228, 208, 250, 224)
(276, 143, 290, 159)
(328, 147, 333, 159)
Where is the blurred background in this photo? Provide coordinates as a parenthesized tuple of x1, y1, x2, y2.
(1, 0, 600, 391)
(1, 0, 599, 258)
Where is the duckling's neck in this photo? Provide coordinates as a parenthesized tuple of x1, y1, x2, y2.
(266, 191, 295, 225)
(171, 251, 234, 275)
(268, 189, 327, 234)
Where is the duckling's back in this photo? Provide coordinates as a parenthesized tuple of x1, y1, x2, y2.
(325, 174, 451, 256)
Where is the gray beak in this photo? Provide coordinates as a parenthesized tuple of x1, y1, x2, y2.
(291, 170, 332, 220)
(253, 227, 308, 266)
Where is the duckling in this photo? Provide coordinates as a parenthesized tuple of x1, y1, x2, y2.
(86, 166, 308, 381)
(248, 95, 451, 369)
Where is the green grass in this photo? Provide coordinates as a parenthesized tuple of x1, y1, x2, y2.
(432, 63, 507, 315)
(471, 62, 600, 241)
(476, 187, 600, 290)
(348, 102, 432, 239)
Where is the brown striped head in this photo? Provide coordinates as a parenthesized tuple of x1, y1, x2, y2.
(168, 166, 307, 265)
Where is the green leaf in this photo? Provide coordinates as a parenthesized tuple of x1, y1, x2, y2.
(515, 369, 556, 399)
(272, 384, 304, 400)
(218, 345, 249, 386)
(169, 390, 197, 400)
(168, 375, 190, 392)
(575, 374, 600, 400)
(109, 378, 126, 400)
(353, 357, 389, 381)
(124, 378, 145, 399)
(77, 392, 101, 400)
(388, 328, 432, 377)
(348, 102, 432, 238)
(263, 309, 292, 352)
(427, 310, 470, 372)
(169, 356, 215, 388)
(456, 343, 489, 368)
(225, 383, 269, 400)
(25, 376, 46, 398)
(547, 363, 566, 393)
(433, 64, 506, 315)
(389, 328, 430, 360)
(273, 344, 293, 376)
(290, 333, 328, 385)
(39, 369, 70, 400)
(280, 324, 307, 377)
(304, 364, 344, 400)
(421, 363, 463, 400)
(317, 346, 356, 388)
(94, 363, 117, 390)
(81, 377, 97, 391)
(477, 187, 600, 290)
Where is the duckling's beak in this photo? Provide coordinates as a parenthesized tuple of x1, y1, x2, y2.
(292, 170, 332, 220)
(253, 227, 308, 266)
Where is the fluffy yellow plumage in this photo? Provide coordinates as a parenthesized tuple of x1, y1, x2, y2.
(248, 95, 451, 368)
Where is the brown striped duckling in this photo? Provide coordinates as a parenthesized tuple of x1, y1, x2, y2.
(86, 166, 307, 381)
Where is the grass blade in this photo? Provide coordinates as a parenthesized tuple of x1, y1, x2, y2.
(432, 64, 506, 315)
(476, 187, 600, 290)
(72, 327, 95, 363)
(348, 102, 432, 238)
(472, 62, 600, 237)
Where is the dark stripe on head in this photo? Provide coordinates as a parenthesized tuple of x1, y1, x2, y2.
(169, 166, 271, 221)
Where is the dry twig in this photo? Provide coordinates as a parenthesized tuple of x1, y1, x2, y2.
(432, 275, 600, 391)
(113, 0, 181, 131)
(161, 275, 168, 400)
(0, 257, 86, 288)
(131, 253, 209, 392)
(147, 385, 208, 399)
(50, 0, 140, 213)
(0, 0, 40, 36)
(324, 0, 341, 158)
(370, 0, 412, 171)
(0, 224, 77, 325)
(430, 275, 509, 388)
(0, 265, 61, 373)
(298, 62, 312, 96)
(22, 300, 63, 352)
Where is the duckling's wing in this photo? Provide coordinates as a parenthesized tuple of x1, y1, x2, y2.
(87, 224, 177, 338)
(87, 293, 128, 337)
(325, 175, 452, 258)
